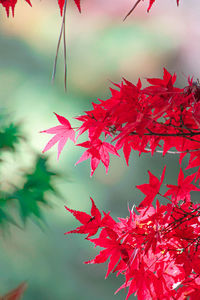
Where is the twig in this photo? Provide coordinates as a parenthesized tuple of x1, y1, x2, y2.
(145, 128, 200, 137)
(123, 0, 142, 21)
(63, 0, 68, 91)
(145, 147, 200, 154)
(52, 0, 68, 90)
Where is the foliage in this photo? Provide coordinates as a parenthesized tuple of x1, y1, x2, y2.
(0, 0, 181, 18)
(0, 113, 60, 229)
(1, 0, 200, 299)
(42, 69, 200, 299)
(0, 116, 21, 153)
(0, 0, 81, 17)
(0, 155, 59, 228)
(42, 69, 200, 178)
(65, 192, 200, 299)
(41, 113, 75, 160)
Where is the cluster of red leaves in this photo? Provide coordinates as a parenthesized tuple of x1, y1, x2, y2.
(41, 69, 200, 177)
(0, 0, 80, 17)
(0, 0, 31, 17)
(65, 169, 200, 300)
(42, 69, 200, 298)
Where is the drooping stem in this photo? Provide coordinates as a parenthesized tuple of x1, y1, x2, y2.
(123, 0, 142, 21)
(145, 147, 200, 154)
(52, 0, 68, 90)
(63, 0, 68, 91)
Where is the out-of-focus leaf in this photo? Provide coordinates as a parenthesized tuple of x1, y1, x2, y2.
(0, 113, 61, 230)
(0, 282, 27, 300)
(7, 155, 60, 225)
(0, 206, 18, 228)
(0, 123, 21, 152)
(12, 189, 42, 222)
(25, 156, 58, 198)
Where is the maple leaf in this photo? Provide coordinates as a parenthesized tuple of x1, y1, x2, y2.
(76, 139, 120, 176)
(40, 113, 75, 160)
(65, 197, 200, 299)
(0, 282, 27, 300)
(86, 242, 121, 278)
(147, 0, 156, 12)
(85, 227, 128, 278)
(0, 0, 31, 17)
(58, 0, 81, 16)
(137, 166, 166, 208)
(186, 152, 200, 183)
(165, 168, 200, 204)
(65, 197, 102, 238)
(193, 102, 200, 128)
(74, 0, 81, 12)
(144, 68, 177, 97)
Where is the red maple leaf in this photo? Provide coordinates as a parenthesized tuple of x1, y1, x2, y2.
(186, 152, 200, 183)
(65, 197, 102, 238)
(76, 138, 120, 176)
(165, 168, 200, 204)
(0, 0, 31, 17)
(40, 113, 75, 160)
(147, 0, 156, 12)
(58, 0, 81, 16)
(85, 228, 125, 278)
(0, 282, 27, 300)
(137, 166, 166, 208)
(74, 0, 81, 12)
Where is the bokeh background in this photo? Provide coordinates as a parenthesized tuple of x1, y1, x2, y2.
(0, 0, 200, 299)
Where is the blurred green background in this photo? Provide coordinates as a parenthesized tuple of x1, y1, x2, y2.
(0, 0, 200, 299)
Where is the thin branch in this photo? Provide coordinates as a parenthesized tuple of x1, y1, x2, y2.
(123, 0, 142, 21)
(157, 121, 200, 132)
(145, 128, 200, 137)
(63, 0, 68, 91)
(51, 21, 64, 84)
(52, 0, 68, 90)
(145, 147, 200, 154)
(130, 129, 200, 144)
(163, 209, 200, 233)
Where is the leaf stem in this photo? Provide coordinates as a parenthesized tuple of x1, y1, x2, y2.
(52, 0, 68, 90)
